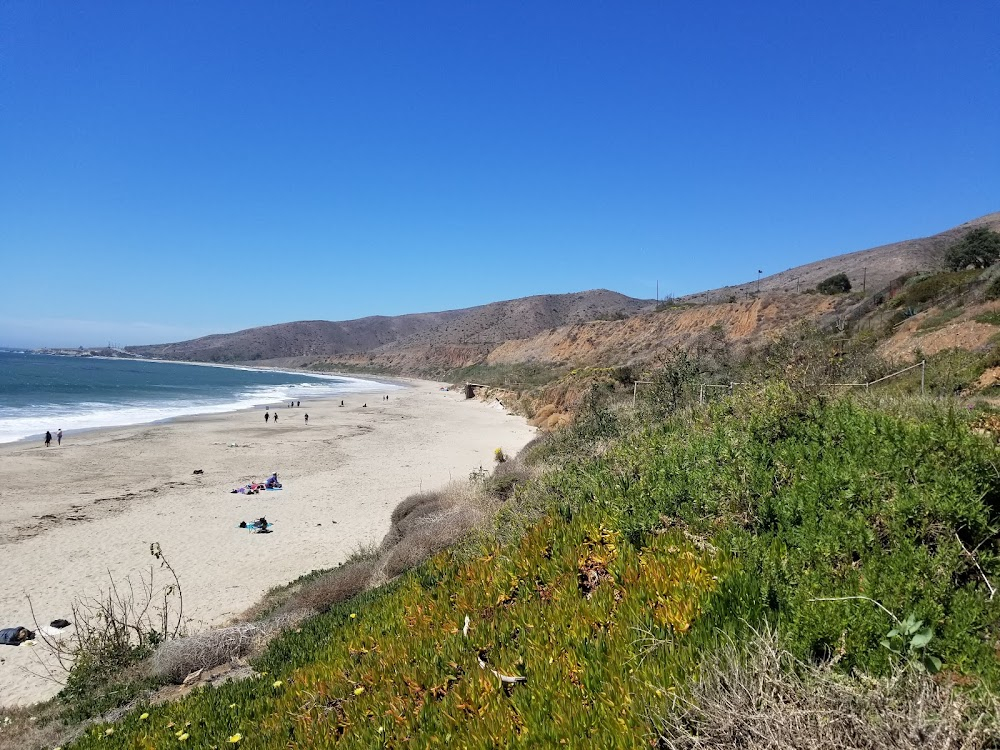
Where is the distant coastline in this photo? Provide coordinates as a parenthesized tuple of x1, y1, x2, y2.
(0, 352, 399, 445)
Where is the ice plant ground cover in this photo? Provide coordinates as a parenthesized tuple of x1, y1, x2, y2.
(67, 386, 1000, 748)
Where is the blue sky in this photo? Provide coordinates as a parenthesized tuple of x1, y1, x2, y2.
(2, 1, 998, 347)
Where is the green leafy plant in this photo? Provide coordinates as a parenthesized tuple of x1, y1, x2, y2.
(880, 613, 941, 673)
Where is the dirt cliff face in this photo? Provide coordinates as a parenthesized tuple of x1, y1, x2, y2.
(878, 300, 1000, 363)
(484, 294, 841, 368)
(318, 344, 494, 374)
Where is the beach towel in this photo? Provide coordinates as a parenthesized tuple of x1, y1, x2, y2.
(239, 521, 273, 532)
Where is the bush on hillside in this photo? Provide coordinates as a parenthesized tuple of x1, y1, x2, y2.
(150, 616, 301, 683)
(655, 628, 1000, 750)
(985, 275, 1000, 300)
(816, 272, 852, 294)
(945, 227, 1000, 271)
(279, 560, 376, 616)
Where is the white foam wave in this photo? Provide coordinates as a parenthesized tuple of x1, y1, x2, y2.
(0, 374, 400, 444)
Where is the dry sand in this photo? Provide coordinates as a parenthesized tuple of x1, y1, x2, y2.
(0, 379, 535, 707)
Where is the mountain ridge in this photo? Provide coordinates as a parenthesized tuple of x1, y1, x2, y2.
(128, 289, 652, 363)
(129, 211, 1000, 368)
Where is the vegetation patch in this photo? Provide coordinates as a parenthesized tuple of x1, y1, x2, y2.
(945, 227, 1000, 271)
(890, 269, 982, 310)
(817, 272, 852, 294)
(975, 310, 1000, 326)
(62, 387, 1000, 749)
(916, 308, 963, 331)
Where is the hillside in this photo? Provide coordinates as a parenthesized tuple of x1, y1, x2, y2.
(127, 290, 651, 363)
(682, 211, 1000, 304)
(129, 212, 1000, 377)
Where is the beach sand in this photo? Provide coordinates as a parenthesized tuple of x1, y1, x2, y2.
(0, 379, 535, 707)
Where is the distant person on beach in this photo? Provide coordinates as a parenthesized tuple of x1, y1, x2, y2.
(265, 411, 270, 423)
(44, 430, 52, 447)
(297, 400, 300, 407)
(304, 414, 309, 424)
(57, 429, 63, 445)
(274, 413, 278, 423)
(340, 400, 344, 407)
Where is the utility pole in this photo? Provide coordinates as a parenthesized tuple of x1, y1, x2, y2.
(862, 267, 867, 293)
(656, 280, 659, 303)
(756, 270, 762, 295)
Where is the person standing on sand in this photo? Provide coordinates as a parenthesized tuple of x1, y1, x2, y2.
(274, 413, 278, 423)
(44, 430, 52, 447)
(265, 411, 270, 423)
(57, 429, 62, 446)
(304, 414, 309, 424)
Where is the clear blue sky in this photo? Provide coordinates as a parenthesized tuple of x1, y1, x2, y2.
(2, 1, 998, 347)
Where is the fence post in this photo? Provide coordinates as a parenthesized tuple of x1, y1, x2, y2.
(633, 382, 638, 408)
(921, 360, 926, 396)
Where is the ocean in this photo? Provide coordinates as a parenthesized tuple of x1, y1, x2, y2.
(0, 351, 392, 444)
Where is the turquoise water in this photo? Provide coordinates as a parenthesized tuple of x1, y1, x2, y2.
(0, 351, 390, 443)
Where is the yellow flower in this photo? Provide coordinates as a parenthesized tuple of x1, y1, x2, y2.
(139, 712, 149, 720)
(179, 732, 190, 741)
(104, 728, 114, 736)
(272, 680, 283, 688)
(228, 734, 243, 744)
(353, 686, 365, 695)
(229, 703, 237, 709)
(349, 613, 356, 619)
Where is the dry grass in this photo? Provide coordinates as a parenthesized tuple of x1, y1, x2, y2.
(382, 505, 482, 578)
(150, 613, 303, 684)
(378, 482, 486, 578)
(655, 629, 1000, 750)
(0, 702, 81, 750)
(278, 560, 376, 616)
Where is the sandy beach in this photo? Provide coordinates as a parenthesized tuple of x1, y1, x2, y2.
(0, 379, 536, 708)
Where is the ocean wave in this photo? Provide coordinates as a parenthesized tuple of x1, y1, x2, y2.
(0, 375, 400, 444)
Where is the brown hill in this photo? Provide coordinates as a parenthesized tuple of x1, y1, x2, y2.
(485, 293, 843, 368)
(127, 290, 652, 363)
(682, 211, 1000, 304)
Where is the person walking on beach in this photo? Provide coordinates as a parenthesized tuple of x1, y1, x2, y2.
(57, 429, 63, 446)
(273, 413, 278, 423)
(265, 411, 270, 423)
(44, 430, 52, 447)
(304, 414, 309, 424)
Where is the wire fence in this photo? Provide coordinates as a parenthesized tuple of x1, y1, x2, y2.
(694, 360, 927, 404)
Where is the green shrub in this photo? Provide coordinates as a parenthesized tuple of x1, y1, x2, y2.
(891, 270, 981, 310)
(984, 276, 1000, 301)
(817, 273, 852, 294)
(945, 227, 1000, 271)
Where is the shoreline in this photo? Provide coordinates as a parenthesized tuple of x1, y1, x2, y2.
(0, 355, 406, 446)
(0, 379, 535, 708)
